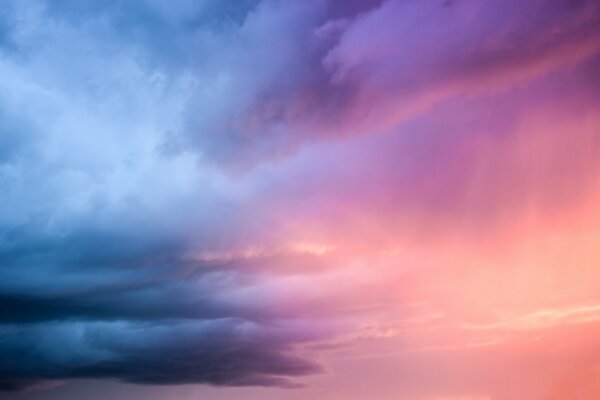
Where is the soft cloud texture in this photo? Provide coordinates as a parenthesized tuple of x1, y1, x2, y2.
(1, 0, 600, 399)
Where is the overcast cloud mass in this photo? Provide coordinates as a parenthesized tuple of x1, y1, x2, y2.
(1, 1, 600, 399)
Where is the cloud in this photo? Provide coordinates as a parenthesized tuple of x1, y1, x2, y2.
(0, 0, 347, 391)
(321, 0, 600, 131)
(0, 212, 327, 389)
(248, 71, 600, 246)
(0, 320, 321, 389)
(13, 0, 597, 173)
(174, 0, 600, 170)
(1, 0, 600, 396)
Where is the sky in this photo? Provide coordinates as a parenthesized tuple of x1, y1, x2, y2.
(1, 0, 600, 399)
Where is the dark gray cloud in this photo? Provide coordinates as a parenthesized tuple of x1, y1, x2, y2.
(0, 1, 362, 391)
(0, 212, 325, 390)
(0, 197, 323, 390)
(0, 320, 321, 390)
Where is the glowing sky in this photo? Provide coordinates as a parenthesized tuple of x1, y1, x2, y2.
(1, 1, 600, 399)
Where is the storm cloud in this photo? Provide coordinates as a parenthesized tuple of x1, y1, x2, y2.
(1, 0, 600, 397)
(0, 0, 349, 390)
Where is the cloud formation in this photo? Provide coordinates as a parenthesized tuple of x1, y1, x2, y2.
(0, 320, 321, 390)
(0, 0, 341, 390)
(1, 0, 600, 398)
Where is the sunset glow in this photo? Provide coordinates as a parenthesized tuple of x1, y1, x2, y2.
(1, 1, 599, 399)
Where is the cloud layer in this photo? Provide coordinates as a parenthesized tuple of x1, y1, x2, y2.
(1, 0, 600, 398)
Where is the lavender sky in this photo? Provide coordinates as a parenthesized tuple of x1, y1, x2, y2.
(1, 1, 600, 399)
